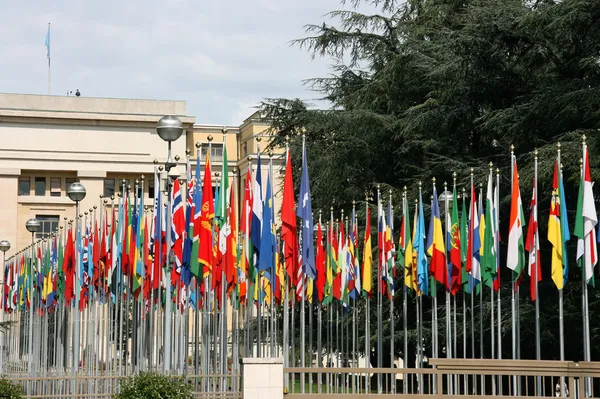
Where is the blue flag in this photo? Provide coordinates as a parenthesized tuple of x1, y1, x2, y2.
(297, 142, 315, 280)
(45, 24, 50, 58)
(258, 172, 275, 281)
(415, 191, 428, 296)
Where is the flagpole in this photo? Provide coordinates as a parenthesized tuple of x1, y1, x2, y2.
(415, 187, 423, 394)
(581, 136, 592, 396)
(376, 186, 383, 394)
(510, 145, 517, 396)
(388, 190, 395, 394)
(47, 23, 51, 95)
(557, 143, 565, 397)
(402, 187, 408, 395)
(451, 175, 458, 394)
(429, 183, 438, 395)
(317, 210, 323, 394)
(496, 167, 502, 394)
(533, 149, 541, 395)
(486, 164, 496, 396)
(477, 182, 484, 394)
(363, 195, 370, 394)
(461, 188, 467, 395)
(444, 180, 452, 395)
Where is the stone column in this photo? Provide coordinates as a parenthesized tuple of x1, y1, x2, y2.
(242, 357, 283, 399)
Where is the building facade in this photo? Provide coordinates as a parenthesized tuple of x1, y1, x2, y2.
(0, 93, 284, 259)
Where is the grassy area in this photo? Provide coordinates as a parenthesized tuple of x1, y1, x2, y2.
(288, 379, 382, 394)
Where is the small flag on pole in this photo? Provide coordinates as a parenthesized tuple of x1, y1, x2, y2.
(45, 24, 51, 59)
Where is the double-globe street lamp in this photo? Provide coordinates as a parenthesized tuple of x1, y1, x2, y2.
(67, 182, 86, 376)
(25, 218, 40, 379)
(0, 239, 10, 375)
(156, 115, 183, 373)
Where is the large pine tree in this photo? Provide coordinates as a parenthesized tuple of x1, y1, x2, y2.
(263, 0, 600, 363)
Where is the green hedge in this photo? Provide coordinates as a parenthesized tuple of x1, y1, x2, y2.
(0, 377, 25, 399)
(114, 372, 193, 399)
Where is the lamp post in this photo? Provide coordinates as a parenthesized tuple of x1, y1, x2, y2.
(67, 182, 86, 376)
(156, 115, 183, 373)
(25, 219, 40, 378)
(0, 239, 10, 375)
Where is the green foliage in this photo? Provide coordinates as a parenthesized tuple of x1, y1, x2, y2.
(0, 378, 25, 399)
(115, 372, 193, 399)
(261, 0, 600, 363)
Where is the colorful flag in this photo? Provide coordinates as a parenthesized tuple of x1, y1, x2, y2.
(525, 176, 541, 301)
(427, 184, 447, 287)
(507, 158, 525, 281)
(297, 142, 315, 280)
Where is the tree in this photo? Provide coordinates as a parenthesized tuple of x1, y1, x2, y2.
(260, 0, 600, 363)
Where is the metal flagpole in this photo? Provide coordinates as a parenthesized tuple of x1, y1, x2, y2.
(557, 144, 565, 397)
(46, 23, 51, 94)
(444, 181, 452, 395)
(376, 186, 383, 394)
(429, 186, 438, 395)
(402, 188, 408, 395)
(389, 191, 396, 394)
(496, 168, 502, 395)
(581, 136, 592, 397)
(300, 227, 305, 393)
(317, 211, 323, 394)
(363, 194, 370, 394)
(510, 147, 518, 396)
(488, 167, 496, 396)
(478, 182, 484, 394)
(534, 150, 541, 396)
(269, 153, 275, 359)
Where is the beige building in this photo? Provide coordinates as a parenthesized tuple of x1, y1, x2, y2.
(0, 93, 284, 259)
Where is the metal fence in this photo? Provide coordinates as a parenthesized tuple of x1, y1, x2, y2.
(284, 359, 600, 398)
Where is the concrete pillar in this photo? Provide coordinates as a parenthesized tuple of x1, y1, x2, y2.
(241, 357, 283, 399)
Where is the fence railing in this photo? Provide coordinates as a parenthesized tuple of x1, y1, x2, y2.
(4, 373, 242, 399)
(284, 359, 600, 398)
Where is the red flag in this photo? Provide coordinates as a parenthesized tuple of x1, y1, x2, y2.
(199, 154, 215, 283)
(281, 148, 298, 286)
(225, 185, 237, 291)
(63, 229, 75, 306)
(315, 221, 325, 302)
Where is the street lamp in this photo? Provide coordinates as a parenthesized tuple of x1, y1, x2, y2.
(67, 182, 86, 376)
(0, 240, 9, 375)
(157, 115, 183, 373)
(25, 219, 40, 378)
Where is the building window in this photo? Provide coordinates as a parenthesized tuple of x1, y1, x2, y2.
(50, 178, 61, 197)
(18, 177, 30, 196)
(243, 142, 248, 157)
(136, 183, 143, 199)
(103, 179, 115, 197)
(199, 143, 224, 162)
(65, 178, 77, 196)
(36, 215, 59, 239)
(148, 180, 155, 199)
(35, 177, 46, 196)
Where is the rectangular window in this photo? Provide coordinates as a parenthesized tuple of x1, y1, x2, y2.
(35, 215, 59, 239)
(103, 178, 115, 197)
(199, 143, 224, 162)
(65, 178, 77, 196)
(136, 181, 143, 199)
(148, 180, 155, 199)
(18, 177, 30, 196)
(50, 178, 61, 197)
(35, 177, 46, 196)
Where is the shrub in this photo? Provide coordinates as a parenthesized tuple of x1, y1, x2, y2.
(115, 372, 193, 399)
(0, 377, 25, 399)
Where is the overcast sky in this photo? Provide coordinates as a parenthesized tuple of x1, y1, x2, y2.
(0, 1, 370, 125)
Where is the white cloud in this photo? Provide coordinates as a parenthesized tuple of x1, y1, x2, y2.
(0, 0, 376, 124)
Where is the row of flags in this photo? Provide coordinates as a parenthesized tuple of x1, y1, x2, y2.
(1, 139, 597, 315)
